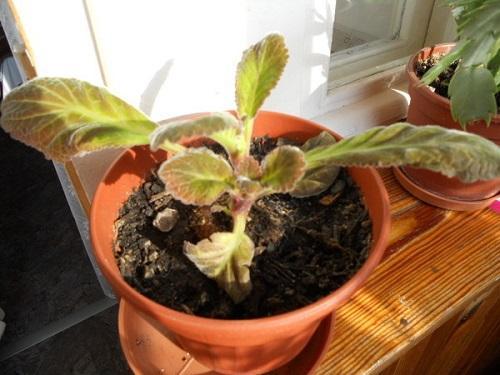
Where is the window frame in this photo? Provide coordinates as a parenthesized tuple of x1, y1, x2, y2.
(328, 0, 436, 89)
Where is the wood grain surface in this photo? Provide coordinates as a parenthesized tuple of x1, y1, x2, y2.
(316, 169, 500, 375)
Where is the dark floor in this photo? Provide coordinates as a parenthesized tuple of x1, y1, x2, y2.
(0, 129, 129, 374)
(1, 307, 129, 375)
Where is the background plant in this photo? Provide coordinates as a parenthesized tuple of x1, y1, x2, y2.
(420, 0, 500, 127)
(2, 34, 500, 303)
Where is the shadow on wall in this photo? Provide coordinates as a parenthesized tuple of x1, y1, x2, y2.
(301, 4, 336, 118)
(139, 59, 175, 117)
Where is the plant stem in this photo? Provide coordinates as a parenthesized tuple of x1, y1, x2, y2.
(242, 117, 254, 156)
(231, 195, 253, 237)
(158, 140, 186, 154)
(233, 211, 247, 236)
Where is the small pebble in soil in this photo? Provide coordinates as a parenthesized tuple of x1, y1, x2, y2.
(153, 207, 179, 233)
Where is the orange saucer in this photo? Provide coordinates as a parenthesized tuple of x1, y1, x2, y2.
(118, 300, 335, 374)
(393, 167, 499, 211)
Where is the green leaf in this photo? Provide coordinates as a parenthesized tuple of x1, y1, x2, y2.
(150, 112, 243, 155)
(421, 41, 469, 85)
(0, 77, 156, 162)
(448, 66, 497, 127)
(158, 148, 235, 205)
(448, 0, 500, 68)
(461, 32, 496, 67)
(488, 49, 500, 86)
(209, 127, 243, 156)
(455, 1, 500, 40)
(184, 232, 254, 303)
(260, 145, 306, 192)
(235, 33, 289, 119)
(305, 123, 500, 183)
(290, 131, 340, 198)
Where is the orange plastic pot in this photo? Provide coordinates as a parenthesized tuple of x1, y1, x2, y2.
(90, 111, 391, 374)
(403, 43, 500, 210)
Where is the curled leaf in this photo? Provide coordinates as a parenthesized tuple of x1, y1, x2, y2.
(305, 123, 500, 183)
(300, 131, 337, 151)
(150, 112, 242, 155)
(260, 145, 306, 192)
(158, 148, 235, 205)
(236, 33, 289, 119)
(236, 176, 263, 196)
(236, 156, 262, 179)
(291, 131, 340, 198)
(184, 232, 254, 303)
(0, 77, 156, 162)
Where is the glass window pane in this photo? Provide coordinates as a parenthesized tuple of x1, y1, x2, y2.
(332, 0, 404, 53)
(329, 0, 437, 89)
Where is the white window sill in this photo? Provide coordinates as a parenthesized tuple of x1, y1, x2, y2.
(315, 65, 409, 137)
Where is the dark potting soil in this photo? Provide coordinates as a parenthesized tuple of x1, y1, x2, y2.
(416, 55, 500, 108)
(114, 138, 372, 319)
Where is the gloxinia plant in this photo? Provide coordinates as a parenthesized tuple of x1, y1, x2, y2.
(1, 34, 500, 302)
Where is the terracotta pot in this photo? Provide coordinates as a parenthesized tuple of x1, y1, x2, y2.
(90, 111, 391, 374)
(403, 43, 500, 209)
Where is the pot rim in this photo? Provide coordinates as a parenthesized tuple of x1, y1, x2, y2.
(90, 110, 391, 331)
(406, 42, 457, 111)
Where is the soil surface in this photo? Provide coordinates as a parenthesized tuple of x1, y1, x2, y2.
(416, 55, 500, 107)
(114, 138, 372, 319)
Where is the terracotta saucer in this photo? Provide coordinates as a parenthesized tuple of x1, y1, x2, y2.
(393, 167, 500, 211)
(118, 299, 335, 375)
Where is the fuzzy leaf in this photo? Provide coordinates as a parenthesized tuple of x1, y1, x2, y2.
(150, 112, 242, 155)
(236, 156, 262, 179)
(209, 128, 242, 156)
(236, 177, 263, 196)
(158, 148, 235, 205)
(235, 33, 289, 119)
(260, 145, 306, 192)
(291, 131, 340, 198)
(305, 123, 500, 183)
(448, 66, 497, 127)
(184, 232, 254, 303)
(0, 77, 156, 162)
(300, 131, 338, 152)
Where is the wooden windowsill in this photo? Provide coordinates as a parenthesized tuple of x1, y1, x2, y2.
(316, 169, 500, 374)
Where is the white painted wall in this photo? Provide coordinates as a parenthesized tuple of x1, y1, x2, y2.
(13, 0, 335, 122)
(10, 0, 103, 85)
(86, 0, 334, 120)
